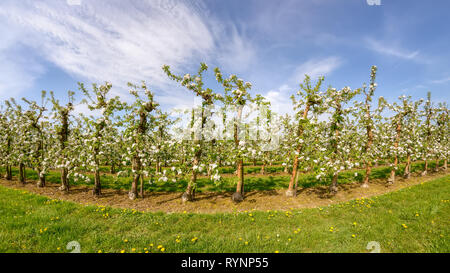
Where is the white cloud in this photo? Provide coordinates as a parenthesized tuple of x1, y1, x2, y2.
(0, 0, 256, 109)
(430, 76, 450, 84)
(264, 85, 293, 116)
(365, 37, 419, 60)
(0, 20, 45, 99)
(215, 25, 256, 73)
(291, 56, 342, 82)
(0, 53, 45, 100)
(262, 57, 342, 116)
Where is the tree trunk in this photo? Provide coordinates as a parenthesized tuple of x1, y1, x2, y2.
(59, 109, 70, 192)
(330, 173, 338, 194)
(5, 165, 12, 180)
(182, 152, 199, 203)
(260, 163, 266, 175)
(292, 168, 300, 197)
(110, 163, 116, 174)
(156, 160, 161, 173)
(286, 104, 310, 197)
(421, 160, 428, 176)
(403, 153, 411, 179)
(231, 106, 245, 203)
(434, 158, 440, 172)
(232, 158, 245, 203)
(93, 168, 101, 196)
(236, 159, 244, 194)
(37, 169, 45, 187)
(140, 174, 144, 198)
(59, 167, 69, 192)
(362, 112, 374, 188)
(388, 117, 402, 185)
(129, 156, 140, 200)
(444, 159, 448, 170)
(19, 163, 26, 184)
(182, 168, 197, 203)
(362, 162, 371, 188)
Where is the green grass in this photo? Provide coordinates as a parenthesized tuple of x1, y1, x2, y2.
(0, 175, 448, 253)
(0, 161, 441, 193)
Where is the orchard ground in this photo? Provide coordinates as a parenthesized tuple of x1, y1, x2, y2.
(0, 165, 448, 213)
(0, 164, 449, 253)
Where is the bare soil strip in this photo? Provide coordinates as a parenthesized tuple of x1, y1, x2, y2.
(1, 171, 448, 213)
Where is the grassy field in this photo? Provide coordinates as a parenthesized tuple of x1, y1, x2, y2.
(0, 174, 448, 253)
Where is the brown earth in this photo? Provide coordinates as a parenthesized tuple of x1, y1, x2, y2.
(1, 170, 448, 214)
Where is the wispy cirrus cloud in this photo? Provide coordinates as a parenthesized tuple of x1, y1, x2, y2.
(430, 76, 450, 84)
(365, 37, 420, 60)
(0, 0, 256, 108)
(291, 56, 342, 82)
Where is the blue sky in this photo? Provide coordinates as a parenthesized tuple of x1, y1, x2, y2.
(0, 0, 449, 115)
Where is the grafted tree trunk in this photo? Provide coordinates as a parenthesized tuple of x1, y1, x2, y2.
(93, 168, 101, 196)
(421, 94, 432, 176)
(37, 168, 46, 187)
(92, 151, 101, 196)
(129, 111, 149, 200)
(403, 153, 411, 179)
(236, 159, 244, 193)
(421, 160, 428, 176)
(60, 167, 69, 192)
(388, 118, 402, 185)
(5, 165, 12, 180)
(362, 111, 374, 188)
(329, 108, 341, 194)
(434, 158, 440, 172)
(58, 106, 70, 192)
(92, 121, 105, 196)
(139, 174, 144, 198)
(129, 156, 141, 200)
(286, 104, 310, 197)
(182, 157, 198, 203)
(19, 163, 26, 184)
(329, 174, 339, 194)
(155, 160, 161, 173)
(182, 106, 205, 203)
(232, 106, 245, 203)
